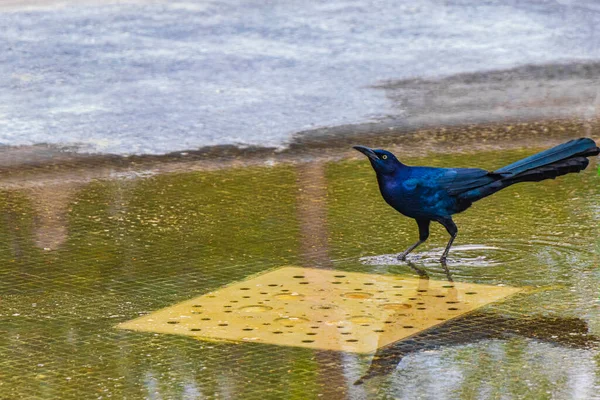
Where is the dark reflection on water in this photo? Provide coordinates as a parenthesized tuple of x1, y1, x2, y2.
(356, 307, 598, 385)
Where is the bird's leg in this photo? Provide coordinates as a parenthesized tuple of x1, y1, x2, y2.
(397, 240, 424, 261)
(440, 235, 456, 262)
(397, 219, 430, 261)
(438, 217, 458, 263)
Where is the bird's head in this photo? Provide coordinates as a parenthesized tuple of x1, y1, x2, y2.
(353, 145, 403, 175)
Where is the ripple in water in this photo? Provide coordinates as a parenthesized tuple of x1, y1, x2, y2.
(360, 245, 504, 268)
(360, 236, 593, 271)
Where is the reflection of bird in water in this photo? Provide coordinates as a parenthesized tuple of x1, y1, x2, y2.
(354, 138, 599, 263)
(355, 311, 597, 385)
(406, 260, 453, 282)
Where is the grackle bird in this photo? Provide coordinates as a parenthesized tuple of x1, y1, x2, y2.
(354, 138, 599, 262)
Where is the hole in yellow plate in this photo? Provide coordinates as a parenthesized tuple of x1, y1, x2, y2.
(239, 305, 273, 313)
(311, 304, 337, 310)
(380, 303, 412, 311)
(342, 292, 373, 299)
(273, 293, 304, 300)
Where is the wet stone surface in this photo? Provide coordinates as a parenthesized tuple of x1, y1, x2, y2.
(0, 146, 598, 399)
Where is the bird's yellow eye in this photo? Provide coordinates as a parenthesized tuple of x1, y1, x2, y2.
(382, 155, 388, 160)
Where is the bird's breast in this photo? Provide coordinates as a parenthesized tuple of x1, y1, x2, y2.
(378, 176, 453, 219)
(378, 178, 413, 211)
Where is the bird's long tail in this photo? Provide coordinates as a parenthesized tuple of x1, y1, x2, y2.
(460, 138, 599, 202)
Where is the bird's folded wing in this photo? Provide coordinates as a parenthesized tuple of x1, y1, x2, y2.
(435, 168, 499, 196)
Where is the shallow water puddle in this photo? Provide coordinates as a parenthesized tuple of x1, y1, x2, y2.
(117, 266, 522, 353)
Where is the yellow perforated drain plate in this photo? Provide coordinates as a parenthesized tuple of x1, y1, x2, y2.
(117, 267, 522, 353)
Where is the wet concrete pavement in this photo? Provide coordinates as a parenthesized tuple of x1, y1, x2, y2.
(3, 0, 600, 155)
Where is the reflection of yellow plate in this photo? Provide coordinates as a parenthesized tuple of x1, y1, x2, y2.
(117, 266, 522, 353)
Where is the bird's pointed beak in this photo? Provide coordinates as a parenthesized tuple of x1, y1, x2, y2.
(353, 145, 379, 161)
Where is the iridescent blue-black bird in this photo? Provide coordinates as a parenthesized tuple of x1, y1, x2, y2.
(354, 138, 599, 262)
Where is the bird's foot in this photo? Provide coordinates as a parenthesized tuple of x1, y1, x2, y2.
(439, 255, 447, 263)
(397, 253, 408, 261)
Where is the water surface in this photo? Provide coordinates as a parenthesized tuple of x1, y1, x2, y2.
(0, 147, 598, 399)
